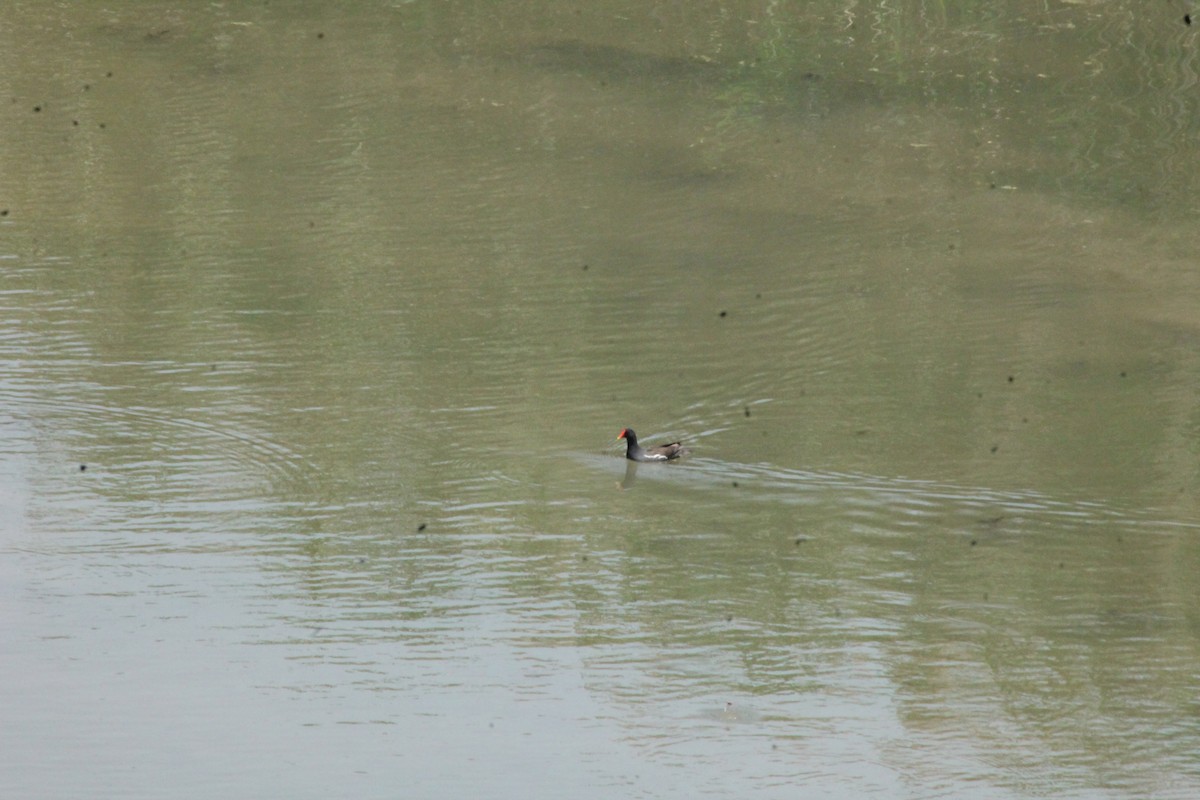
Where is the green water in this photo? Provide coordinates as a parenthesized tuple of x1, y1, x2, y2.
(3, 3, 1199, 798)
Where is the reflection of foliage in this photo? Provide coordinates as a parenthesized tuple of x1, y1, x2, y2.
(679, 0, 1200, 213)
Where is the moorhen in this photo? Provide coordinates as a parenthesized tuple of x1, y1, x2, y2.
(617, 428, 689, 462)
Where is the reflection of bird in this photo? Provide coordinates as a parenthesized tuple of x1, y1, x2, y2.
(617, 428, 688, 462)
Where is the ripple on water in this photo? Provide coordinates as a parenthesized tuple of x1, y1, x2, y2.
(0, 382, 320, 542)
(585, 448, 1200, 539)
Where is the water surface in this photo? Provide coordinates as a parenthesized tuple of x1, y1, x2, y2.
(3, 3, 1200, 798)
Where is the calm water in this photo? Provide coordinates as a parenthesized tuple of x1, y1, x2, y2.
(3, 3, 1200, 798)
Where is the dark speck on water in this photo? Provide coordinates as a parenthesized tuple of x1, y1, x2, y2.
(1007, 375, 1014, 383)
(719, 310, 727, 317)
(991, 445, 999, 453)
(79, 464, 87, 472)
(744, 406, 751, 418)
(417, 523, 427, 532)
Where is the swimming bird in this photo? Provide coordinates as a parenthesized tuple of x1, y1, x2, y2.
(617, 427, 689, 462)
